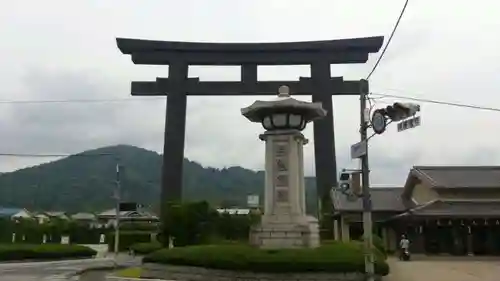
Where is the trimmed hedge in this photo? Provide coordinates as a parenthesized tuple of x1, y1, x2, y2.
(130, 242, 163, 255)
(359, 234, 387, 259)
(68, 226, 102, 244)
(0, 219, 13, 243)
(371, 235, 386, 256)
(107, 231, 153, 252)
(0, 244, 97, 261)
(143, 241, 389, 275)
(120, 222, 159, 232)
(0, 219, 110, 245)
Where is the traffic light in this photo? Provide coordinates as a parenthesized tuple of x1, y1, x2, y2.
(385, 102, 420, 122)
(338, 172, 351, 192)
(338, 171, 362, 197)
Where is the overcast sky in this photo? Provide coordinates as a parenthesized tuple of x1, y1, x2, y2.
(1, 0, 499, 185)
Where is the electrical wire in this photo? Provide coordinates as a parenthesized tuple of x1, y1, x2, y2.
(0, 97, 164, 105)
(2, 91, 496, 159)
(0, 153, 115, 157)
(366, 0, 410, 80)
(371, 92, 500, 112)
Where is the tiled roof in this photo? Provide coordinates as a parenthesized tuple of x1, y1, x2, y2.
(332, 187, 405, 212)
(33, 212, 48, 217)
(45, 211, 67, 217)
(413, 166, 500, 188)
(0, 207, 24, 217)
(407, 199, 500, 217)
(97, 208, 157, 219)
(71, 212, 96, 220)
(97, 209, 136, 217)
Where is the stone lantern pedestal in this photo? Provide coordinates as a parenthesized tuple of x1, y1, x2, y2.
(241, 86, 327, 249)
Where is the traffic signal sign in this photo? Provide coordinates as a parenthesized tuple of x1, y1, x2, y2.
(397, 116, 421, 132)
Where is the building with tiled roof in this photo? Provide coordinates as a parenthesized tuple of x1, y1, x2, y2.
(0, 207, 32, 221)
(332, 165, 500, 256)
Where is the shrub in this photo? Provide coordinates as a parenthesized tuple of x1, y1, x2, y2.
(359, 234, 387, 259)
(161, 201, 219, 247)
(68, 225, 101, 244)
(23, 231, 44, 244)
(321, 239, 386, 261)
(143, 242, 389, 276)
(0, 219, 13, 243)
(107, 231, 153, 252)
(121, 222, 159, 232)
(371, 234, 386, 255)
(129, 242, 163, 255)
(46, 233, 62, 244)
(214, 213, 259, 242)
(0, 244, 97, 261)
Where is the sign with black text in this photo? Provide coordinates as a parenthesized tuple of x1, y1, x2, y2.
(397, 116, 421, 132)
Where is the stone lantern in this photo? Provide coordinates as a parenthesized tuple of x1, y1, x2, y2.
(241, 85, 326, 249)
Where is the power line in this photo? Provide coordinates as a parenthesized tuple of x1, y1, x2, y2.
(371, 92, 500, 112)
(0, 152, 115, 158)
(2, 88, 498, 114)
(366, 0, 410, 80)
(0, 97, 164, 105)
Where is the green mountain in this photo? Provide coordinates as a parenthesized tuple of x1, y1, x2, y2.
(0, 145, 318, 214)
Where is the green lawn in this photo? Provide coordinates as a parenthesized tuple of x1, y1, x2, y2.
(115, 267, 142, 278)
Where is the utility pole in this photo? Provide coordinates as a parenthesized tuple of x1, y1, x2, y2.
(114, 163, 121, 257)
(360, 79, 375, 281)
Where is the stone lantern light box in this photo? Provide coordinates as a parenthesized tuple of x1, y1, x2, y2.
(241, 85, 327, 249)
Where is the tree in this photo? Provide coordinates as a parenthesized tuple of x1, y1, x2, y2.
(0, 145, 319, 215)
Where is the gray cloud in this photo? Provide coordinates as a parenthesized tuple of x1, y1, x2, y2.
(1, 0, 500, 186)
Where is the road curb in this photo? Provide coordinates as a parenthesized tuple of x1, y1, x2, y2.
(106, 276, 173, 281)
(0, 257, 102, 264)
(66, 263, 128, 278)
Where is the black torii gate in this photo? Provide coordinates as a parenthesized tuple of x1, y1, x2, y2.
(116, 36, 383, 238)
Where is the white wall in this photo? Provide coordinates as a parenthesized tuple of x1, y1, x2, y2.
(11, 210, 31, 219)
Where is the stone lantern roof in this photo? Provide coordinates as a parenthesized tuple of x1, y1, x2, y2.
(241, 86, 327, 123)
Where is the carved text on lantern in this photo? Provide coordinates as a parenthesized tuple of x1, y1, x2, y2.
(276, 189, 289, 203)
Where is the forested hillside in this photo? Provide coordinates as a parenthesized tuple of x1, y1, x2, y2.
(0, 145, 318, 213)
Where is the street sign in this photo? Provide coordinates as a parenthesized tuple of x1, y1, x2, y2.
(397, 116, 421, 132)
(350, 140, 368, 159)
(61, 236, 69, 244)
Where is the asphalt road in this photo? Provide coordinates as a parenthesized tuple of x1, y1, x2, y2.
(0, 258, 118, 281)
(385, 256, 500, 281)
